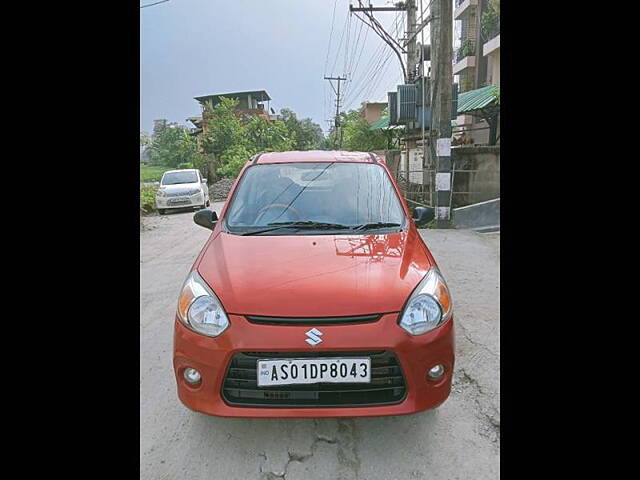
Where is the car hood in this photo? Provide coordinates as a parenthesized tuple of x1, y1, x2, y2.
(196, 229, 434, 317)
(159, 182, 201, 193)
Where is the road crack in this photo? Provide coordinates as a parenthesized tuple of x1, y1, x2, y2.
(259, 419, 362, 480)
(456, 321, 499, 359)
(453, 368, 500, 445)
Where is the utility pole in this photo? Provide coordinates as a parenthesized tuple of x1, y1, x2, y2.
(350, 1, 419, 178)
(405, 0, 418, 179)
(324, 75, 347, 149)
(430, 0, 453, 227)
(349, 2, 408, 82)
(405, 0, 418, 83)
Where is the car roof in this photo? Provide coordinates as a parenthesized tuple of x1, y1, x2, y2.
(163, 169, 198, 174)
(254, 150, 383, 165)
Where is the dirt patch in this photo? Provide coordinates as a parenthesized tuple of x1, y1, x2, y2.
(208, 178, 236, 202)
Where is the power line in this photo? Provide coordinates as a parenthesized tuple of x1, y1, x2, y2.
(345, 10, 397, 98)
(342, 42, 388, 108)
(324, 0, 339, 75)
(344, 9, 402, 97)
(329, 11, 350, 75)
(140, 0, 170, 8)
(343, 41, 388, 108)
(343, 10, 404, 109)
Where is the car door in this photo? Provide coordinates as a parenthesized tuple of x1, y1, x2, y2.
(200, 171, 209, 202)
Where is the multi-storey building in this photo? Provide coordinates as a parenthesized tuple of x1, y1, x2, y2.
(453, 0, 500, 144)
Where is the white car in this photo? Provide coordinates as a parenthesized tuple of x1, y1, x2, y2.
(155, 169, 210, 215)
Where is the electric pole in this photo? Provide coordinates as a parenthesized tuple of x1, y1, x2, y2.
(324, 75, 347, 149)
(349, 2, 408, 82)
(406, 0, 418, 82)
(430, 0, 453, 227)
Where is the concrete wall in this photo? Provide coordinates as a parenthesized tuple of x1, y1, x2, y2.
(487, 49, 500, 85)
(453, 198, 500, 231)
(451, 145, 500, 207)
(383, 146, 498, 210)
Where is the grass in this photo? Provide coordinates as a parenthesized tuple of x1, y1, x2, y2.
(140, 164, 172, 183)
(140, 185, 158, 215)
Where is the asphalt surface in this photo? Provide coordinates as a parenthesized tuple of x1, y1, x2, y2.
(140, 204, 500, 480)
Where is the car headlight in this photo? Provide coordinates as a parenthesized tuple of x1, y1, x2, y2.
(156, 189, 166, 197)
(189, 189, 201, 196)
(177, 270, 229, 337)
(399, 266, 452, 335)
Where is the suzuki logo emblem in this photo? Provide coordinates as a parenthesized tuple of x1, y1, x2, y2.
(305, 328, 323, 346)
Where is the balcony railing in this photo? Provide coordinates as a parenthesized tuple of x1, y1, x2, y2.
(480, 3, 500, 42)
(481, 24, 500, 43)
(455, 40, 476, 63)
(454, 0, 478, 20)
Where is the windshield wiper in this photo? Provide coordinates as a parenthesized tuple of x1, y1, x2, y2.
(353, 222, 402, 231)
(241, 221, 351, 236)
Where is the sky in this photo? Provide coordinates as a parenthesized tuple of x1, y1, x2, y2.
(140, 0, 409, 136)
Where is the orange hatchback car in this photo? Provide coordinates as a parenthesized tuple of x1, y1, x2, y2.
(173, 151, 454, 418)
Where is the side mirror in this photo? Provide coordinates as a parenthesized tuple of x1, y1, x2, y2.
(412, 206, 435, 226)
(193, 209, 218, 230)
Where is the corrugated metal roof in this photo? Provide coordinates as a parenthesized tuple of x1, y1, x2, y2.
(457, 84, 499, 113)
(370, 116, 390, 130)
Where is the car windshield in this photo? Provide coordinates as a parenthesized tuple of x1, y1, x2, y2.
(225, 162, 406, 235)
(162, 171, 198, 185)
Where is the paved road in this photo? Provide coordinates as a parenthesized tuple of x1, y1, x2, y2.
(140, 205, 500, 480)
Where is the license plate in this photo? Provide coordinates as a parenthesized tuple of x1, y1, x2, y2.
(257, 357, 371, 387)
(168, 198, 189, 205)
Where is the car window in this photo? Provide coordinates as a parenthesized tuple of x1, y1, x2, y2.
(162, 171, 198, 185)
(225, 162, 406, 234)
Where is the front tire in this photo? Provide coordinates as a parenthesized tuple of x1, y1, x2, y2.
(158, 209, 165, 215)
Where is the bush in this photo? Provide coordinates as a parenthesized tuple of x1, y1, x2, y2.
(218, 144, 254, 179)
(177, 162, 192, 169)
(140, 164, 172, 183)
(140, 185, 158, 215)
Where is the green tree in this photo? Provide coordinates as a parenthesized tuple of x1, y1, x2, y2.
(217, 144, 254, 178)
(148, 124, 200, 168)
(280, 108, 324, 150)
(140, 131, 151, 146)
(246, 116, 296, 152)
(201, 97, 247, 157)
(325, 107, 393, 151)
(200, 98, 325, 178)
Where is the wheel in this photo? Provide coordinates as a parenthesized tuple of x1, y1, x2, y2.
(206, 199, 210, 207)
(158, 209, 165, 215)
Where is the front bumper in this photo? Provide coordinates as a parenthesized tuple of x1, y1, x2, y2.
(156, 192, 204, 209)
(173, 313, 454, 418)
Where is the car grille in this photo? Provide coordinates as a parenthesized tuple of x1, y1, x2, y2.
(168, 198, 191, 205)
(166, 191, 196, 197)
(245, 314, 381, 326)
(221, 351, 407, 407)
